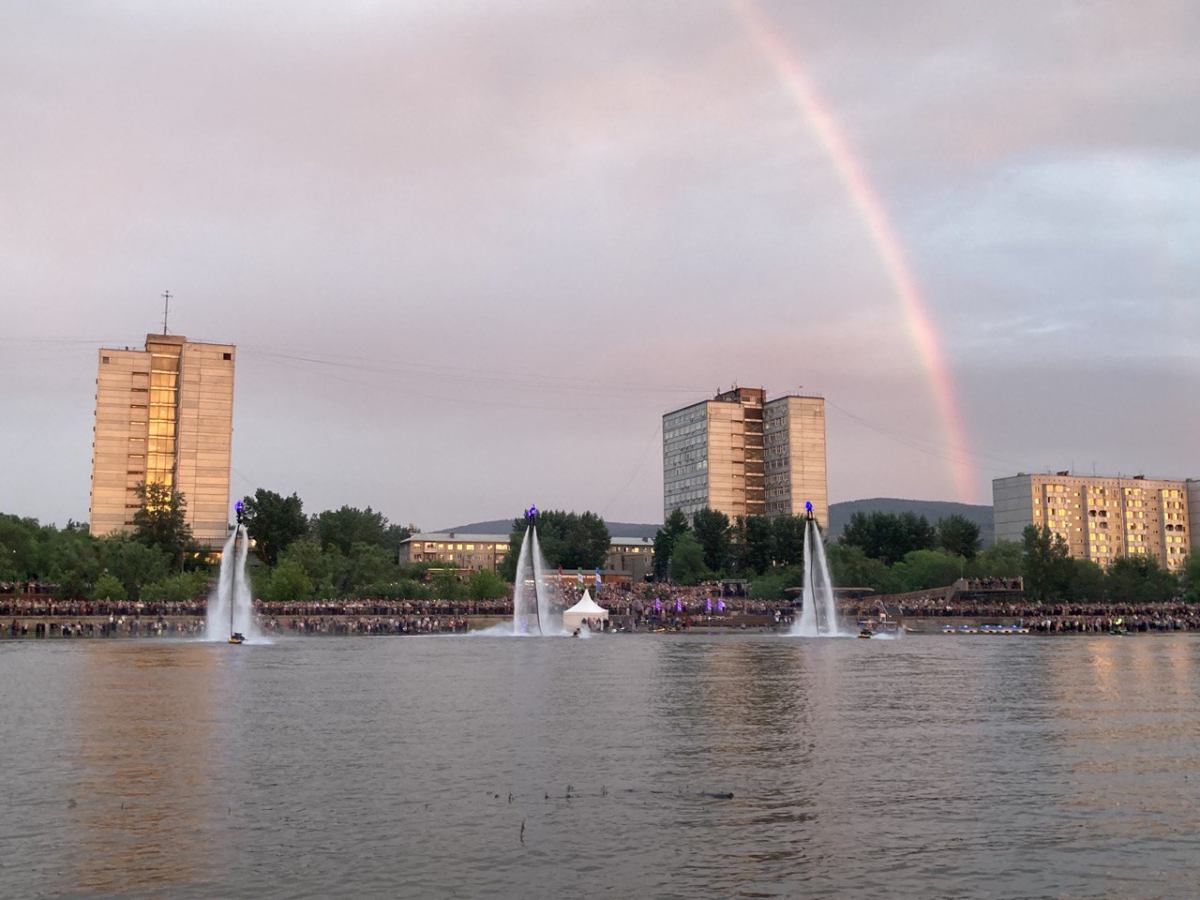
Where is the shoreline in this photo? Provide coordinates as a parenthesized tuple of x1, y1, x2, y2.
(3, 613, 1196, 640)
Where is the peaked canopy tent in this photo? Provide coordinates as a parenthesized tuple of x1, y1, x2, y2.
(563, 590, 609, 631)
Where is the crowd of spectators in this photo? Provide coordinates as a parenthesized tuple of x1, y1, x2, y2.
(260, 615, 468, 636)
(0, 598, 207, 618)
(257, 599, 510, 619)
(962, 577, 1023, 591)
(4, 579, 1200, 638)
(9, 615, 206, 638)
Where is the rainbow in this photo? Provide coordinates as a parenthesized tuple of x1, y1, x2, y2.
(731, 0, 977, 503)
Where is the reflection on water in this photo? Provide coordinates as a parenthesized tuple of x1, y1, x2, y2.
(69, 644, 219, 895)
(1, 634, 1198, 899)
(1044, 635, 1200, 889)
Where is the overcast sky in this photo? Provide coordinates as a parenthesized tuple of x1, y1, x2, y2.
(3, 0, 1198, 531)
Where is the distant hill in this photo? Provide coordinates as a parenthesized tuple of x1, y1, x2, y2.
(439, 519, 660, 539)
(828, 498, 994, 546)
(445, 500, 993, 545)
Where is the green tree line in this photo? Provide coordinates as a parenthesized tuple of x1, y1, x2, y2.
(649, 508, 1200, 604)
(650, 508, 809, 598)
(234, 488, 510, 604)
(0, 485, 508, 605)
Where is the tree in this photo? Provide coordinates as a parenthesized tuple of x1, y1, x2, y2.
(0, 514, 40, 579)
(314, 506, 408, 556)
(827, 544, 893, 594)
(967, 540, 1024, 580)
(39, 524, 100, 587)
(653, 509, 691, 580)
(469, 569, 508, 600)
(345, 542, 400, 591)
(265, 559, 313, 603)
(91, 573, 127, 602)
(131, 482, 197, 570)
(734, 516, 775, 575)
(891, 549, 964, 593)
(772, 515, 806, 567)
(840, 511, 935, 565)
(101, 534, 170, 601)
(499, 510, 611, 580)
(748, 570, 786, 600)
(748, 565, 805, 600)
(141, 570, 212, 603)
(431, 569, 467, 601)
(275, 537, 343, 598)
(936, 514, 981, 559)
(1105, 555, 1179, 604)
(1021, 525, 1072, 603)
(691, 508, 731, 574)
(1183, 553, 1200, 604)
(668, 532, 708, 585)
(241, 489, 308, 566)
(1065, 558, 1105, 602)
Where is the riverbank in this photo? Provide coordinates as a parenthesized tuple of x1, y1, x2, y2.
(5, 612, 1199, 639)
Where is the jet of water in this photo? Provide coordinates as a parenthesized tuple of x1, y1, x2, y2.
(205, 525, 258, 642)
(509, 522, 566, 636)
(792, 517, 844, 636)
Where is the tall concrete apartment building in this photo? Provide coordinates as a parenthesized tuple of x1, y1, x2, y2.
(663, 387, 828, 526)
(993, 472, 1198, 572)
(89, 333, 235, 546)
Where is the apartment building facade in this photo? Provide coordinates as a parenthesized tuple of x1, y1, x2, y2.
(89, 333, 235, 546)
(993, 472, 1197, 571)
(663, 386, 828, 526)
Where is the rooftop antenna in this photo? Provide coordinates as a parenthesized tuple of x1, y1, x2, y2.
(161, 290, 172, 334)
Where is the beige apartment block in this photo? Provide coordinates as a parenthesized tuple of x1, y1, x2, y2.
(993, 472, 1196, 572)
(398, 533, 655, 579)
(663, 386, 828, 527)
(764, 395, 828, 527)
(399, 534, 512, 571)
(90, 333, 235, 546)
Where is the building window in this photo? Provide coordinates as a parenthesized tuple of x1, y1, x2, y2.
(223, 352, 232, 360)
(102, 356, 111, 364)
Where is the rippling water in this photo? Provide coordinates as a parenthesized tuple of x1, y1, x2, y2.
(3, 634, 1198, 899)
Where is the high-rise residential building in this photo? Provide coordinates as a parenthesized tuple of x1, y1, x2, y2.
(993, 472, 1197, 571)
(663, 386, 828, 526)
(89, 333, 235, 546)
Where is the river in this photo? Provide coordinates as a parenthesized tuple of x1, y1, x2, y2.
(2, 632, 1197, 899)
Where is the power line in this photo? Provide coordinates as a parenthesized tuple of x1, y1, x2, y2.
(601, 421, 663, 520)
(238, 344, 711, 398)
(824, 399, 1028, 474)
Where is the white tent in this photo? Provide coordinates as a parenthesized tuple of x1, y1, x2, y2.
(562, 590, 609, 631)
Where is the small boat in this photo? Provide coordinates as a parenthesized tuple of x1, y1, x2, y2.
(858, 627, 874, 639)
(980, 624, 1021, 635)
(228, 632, 246, 645)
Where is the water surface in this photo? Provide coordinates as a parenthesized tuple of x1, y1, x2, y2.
(2, 634, 1198, 899)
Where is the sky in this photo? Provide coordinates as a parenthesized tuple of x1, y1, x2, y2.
(2, 0, 1198, 531)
